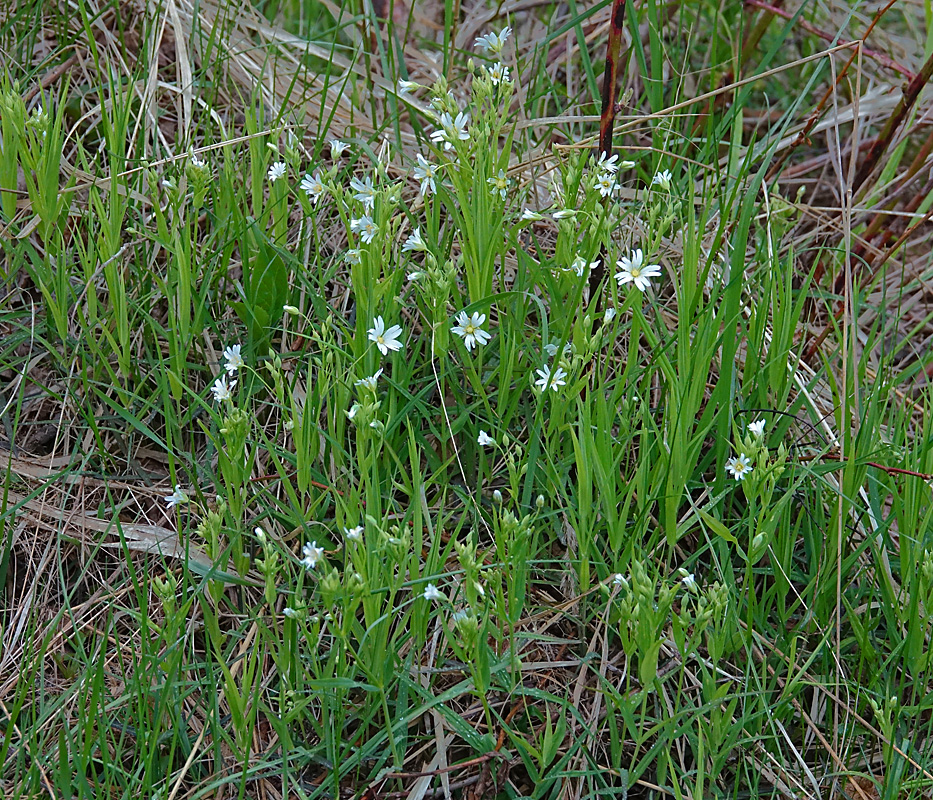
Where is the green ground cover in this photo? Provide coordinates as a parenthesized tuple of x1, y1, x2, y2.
(2, 0, 933, 797)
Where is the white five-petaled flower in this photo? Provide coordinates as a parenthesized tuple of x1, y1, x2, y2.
(725, 453, 753, 481)
(534, 364, 568, 393)
(477, 430, 495, 447)
(474, 26, 512, 54)
(267, 161, 286, 183)
(368, 316, 405, 355)
(487, 168, 509, 200)
(397, 79, 420, 95)
(748, 419, 766, 438)
(300, 541, 325, 570)
(346, 403, 360, 421)
(615, 249, 662, 292)
(603, 307, 617, 324)
(349, 175, 377, 210)
(681, 573, 697, 590)
(355, 369, 383, 391)
(595, 172, 617, 198)
(300, 171, 326, 204)
(423, 583, 444, 602)
(189, 150, 207, 170)
(651, 169, 673, 191)
(344, 525, 364, 541)
(345, 248, 361, 265)
(350, 214, 380, 244)
(413, 153, 438, 196)
(595, 152, 620, 173)
(329, 138, 349, 158)
(570, 256, 599, 277)
(521, 208, 543, 221)
(451, 311, 492, 351)
(402, 227, 427, 252)
(211, 375, 235, 402)
(164, 484, 188, 507)
(487, 62, 510, 85)
(223, 344, 244, 374)
(430, 111, 470, 150)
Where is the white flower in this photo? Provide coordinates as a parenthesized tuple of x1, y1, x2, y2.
(487, 168, 509, 200)
(430, 111, 470, 151)
(210, 375, 235, 402)
(725, 453, 753, 481)
(345, 248, 362, 265)
(407, 271, 424, 282)
(355, 369, 383, 391)
(397, 79, 420, 95)
(368, 316, 405, 355)
(164, 485, 188, 507)
(223, 344, 244, 374)
(595, 152, 619, 173)
(612, 573, 625, 587)
(570, 256, 599, 277)
(402, 227, 427, 252)
(413, 153, 438, 196)
(300, 541, 325, 570)
(350, 215, 380, 244)
(300, 171, 326, 204)
(267, 161, 286, 183)
(487, 62, 510, 85)
(603, 307, 617, 324)
(552, 208, 576, 219)
(350, 175, 377, 210)
(595, 172, 617, 198)
(477, 430, 495, 447)
(521, 208, 543, 222)
(283, 607, 300, 619)
(620, 160, 636, 169)
(615, 249, 662, 292)
(189, 150, 207, 170)
(346, 403, 360, 421)
(748, 419, 766, 438)
(344, 525, 364, 541)
(451, 311, 492, 351)
(474, 26, 512, 54)
(534, 364, 568, 392)
(329, 139, 349, 157)
(423, 583, 444, 602)
(651, 169, 673, 191)
(681, 573, 697, 590)
(544, 341, 572, 358)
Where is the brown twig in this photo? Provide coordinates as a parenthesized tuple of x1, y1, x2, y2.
(746, 0, 915, 80)
(765, 0, 902, 184)
(23, 51, 80, 106)
(588, 0, 628, 299)
(852, 46, 933, 191)
(799, 451, 933, 481)
(383, 750, 505, 779)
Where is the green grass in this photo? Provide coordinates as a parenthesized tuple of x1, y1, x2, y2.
(3, 0, 933, 798)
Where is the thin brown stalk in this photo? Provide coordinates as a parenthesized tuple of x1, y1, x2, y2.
(589, 0, 627, 298)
